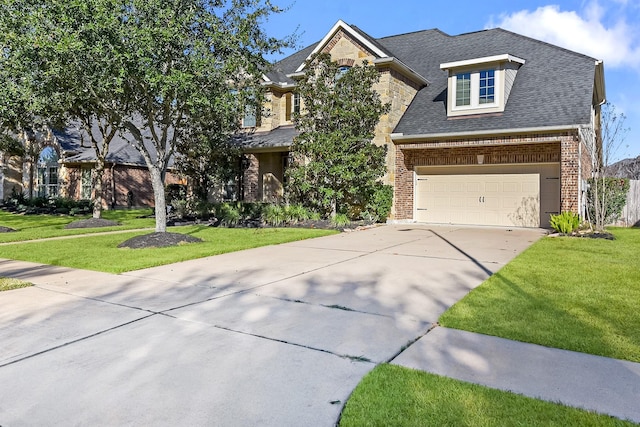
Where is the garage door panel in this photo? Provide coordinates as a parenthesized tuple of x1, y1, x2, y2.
(415, 173, 542, 227)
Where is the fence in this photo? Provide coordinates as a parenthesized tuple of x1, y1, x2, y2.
(620, 180, 640, 227)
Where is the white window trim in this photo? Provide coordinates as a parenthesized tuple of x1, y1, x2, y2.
(452, 69, 500, 112)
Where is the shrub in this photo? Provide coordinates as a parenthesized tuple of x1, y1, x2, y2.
(284, 204, 310, 224)
(218, 202, 240, 227)
(550, 211, 581, 234)
(366, 184, 393, 223)
(263, 204, 286, 226)
(331, 213, 350, 228)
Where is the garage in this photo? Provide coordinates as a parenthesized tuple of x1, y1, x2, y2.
(414, 164, 560, 228)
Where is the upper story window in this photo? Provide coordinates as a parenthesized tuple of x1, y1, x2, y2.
(479, 70, 495, 104)
(455, 73, 471, 106)
(293, 93, 301, 114)
(441, 54, 525, 117)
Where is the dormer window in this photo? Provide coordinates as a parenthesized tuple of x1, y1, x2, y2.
(442, 54, 525, 117)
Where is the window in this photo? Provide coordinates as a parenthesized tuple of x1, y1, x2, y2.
(336, 65, 351, 79)
(479, 70, 495, 104)
(242, 105, 257, 128)
(441, 54, 525, 117)
(455, 73, 471, 106)
(285, 93, 292, 122)
(293, 93, 300, 114)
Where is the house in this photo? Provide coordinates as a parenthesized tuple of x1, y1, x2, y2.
(239, 20, 605, 228)
(0, 123, 183, 208)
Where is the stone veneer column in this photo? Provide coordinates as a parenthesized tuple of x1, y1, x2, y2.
(243, 154, 260, 202)
(560, 134, 580, 213)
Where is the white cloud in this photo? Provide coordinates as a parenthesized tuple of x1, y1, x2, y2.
(488, 2, 640, 69)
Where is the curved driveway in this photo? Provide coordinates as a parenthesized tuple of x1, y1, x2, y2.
(0, 224, 544, 425)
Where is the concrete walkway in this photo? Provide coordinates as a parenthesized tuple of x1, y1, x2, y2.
(0, 224, 638, 425)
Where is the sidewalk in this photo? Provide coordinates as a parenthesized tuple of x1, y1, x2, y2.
(393, 326, 640, 423)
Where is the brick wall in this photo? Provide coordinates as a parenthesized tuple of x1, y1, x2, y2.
(63, 164, 183, 208)
(394, 134, 579, 220)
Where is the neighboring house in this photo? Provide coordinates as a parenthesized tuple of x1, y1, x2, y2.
(0, 123, 183, 208)
(239, 20, 605, 228)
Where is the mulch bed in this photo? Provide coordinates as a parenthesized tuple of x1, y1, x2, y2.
(0, 226, 16, 233)
(118, 232, 203, 249)
(64, 218, 121, 229)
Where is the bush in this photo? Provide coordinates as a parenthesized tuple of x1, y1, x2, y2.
(217, 202, 241, 227)
(284, 204, 310, 224)
(366, 184, 393, 223)
(263, 204, 286, 226)
(586, 177, 629, 227)
(550, 211, 581, 234)
(331, 213, 350, 228)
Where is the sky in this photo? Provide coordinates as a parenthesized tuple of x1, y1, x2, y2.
(262, 0, 640, 161)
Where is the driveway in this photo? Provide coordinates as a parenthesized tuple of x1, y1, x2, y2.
(0, 224, 544, 426)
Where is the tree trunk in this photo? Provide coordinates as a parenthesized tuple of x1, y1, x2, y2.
(92, 160, 105, 219)
(150, 166, 167, 232)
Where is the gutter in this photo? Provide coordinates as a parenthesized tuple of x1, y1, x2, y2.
(391, 124, 585, 143)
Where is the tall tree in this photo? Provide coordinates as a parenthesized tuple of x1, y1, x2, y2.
(286, 53, 390, 218)
(1, 0, 292, 231)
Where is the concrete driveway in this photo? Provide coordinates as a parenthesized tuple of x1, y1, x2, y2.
(0, 224, 544, 426)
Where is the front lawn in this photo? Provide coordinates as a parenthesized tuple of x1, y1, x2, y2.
(0, 209, 155, 243)
(340, 364, 637, 426)
(0, 277, 33, 291)
(440, 227, 640, 363)
(0, 226, 337, 273)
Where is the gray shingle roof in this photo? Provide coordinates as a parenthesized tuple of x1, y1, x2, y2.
(235, 125, 297, 150)
(52, 121, 174, 167)
(267, 27, 598, 137)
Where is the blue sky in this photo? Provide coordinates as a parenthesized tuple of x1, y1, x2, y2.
(263, 0, 640, 161)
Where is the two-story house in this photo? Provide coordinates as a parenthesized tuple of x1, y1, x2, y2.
(239, 20, 605, 228)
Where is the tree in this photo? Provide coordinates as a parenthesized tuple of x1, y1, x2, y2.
(286, 53, 391, 219)
(1, 0, 293, 232)
(587, 103, 630, 230)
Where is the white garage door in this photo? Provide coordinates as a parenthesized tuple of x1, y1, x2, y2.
(415, 173, 541, 227)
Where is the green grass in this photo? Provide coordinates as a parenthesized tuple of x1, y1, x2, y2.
(0, 226, 337, 273)
(0, 209, 155, 243)
(340, 364, 637, 426)
(0, 277, 33, 291)
(440, 227, 640, 362)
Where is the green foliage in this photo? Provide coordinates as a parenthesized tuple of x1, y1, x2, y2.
(284, 204, 310, 224)
(217, 202, 241, 227)
(286, 53, 390, 218)
(549, 211, 581, 234)
(586, 177, 629, 227)
(1, 0, 294, 231)
(366, 183, 393, 223)
(331, 213, 350, 228)
(0, 277, 33, 292)
(263, 204, 286, 226)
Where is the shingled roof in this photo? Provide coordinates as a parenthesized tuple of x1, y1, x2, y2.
(262, 25, 600, 139)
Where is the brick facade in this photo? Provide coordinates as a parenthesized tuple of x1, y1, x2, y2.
(394, 132, 584, 220)
(63, 164, 183, 208)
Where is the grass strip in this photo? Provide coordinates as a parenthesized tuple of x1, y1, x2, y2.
(0, 277, 33, 291)
(340, 364, 637, 426)
(440, 227, 640, 363)
(0, 226, 337, 273)
(0, 209, 155, 243)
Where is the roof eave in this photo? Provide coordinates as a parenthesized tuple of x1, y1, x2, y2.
(373, 57, 430, 87)
(392, 125, 583, 143)
(294, 20, 390, 73)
